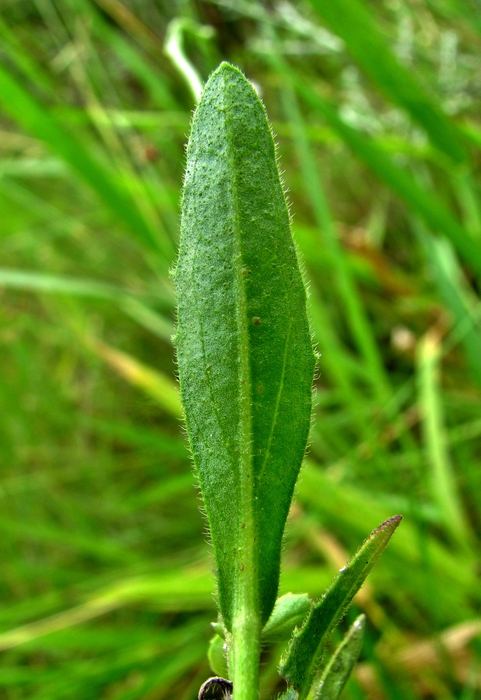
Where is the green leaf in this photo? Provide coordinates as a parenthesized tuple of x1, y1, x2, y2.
(314, 614, 365, 700)
(262, 593, 311, 643)
(279, 516, 401, 699)
(175, 62, 315, 634)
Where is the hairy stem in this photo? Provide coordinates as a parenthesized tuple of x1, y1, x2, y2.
(231, 609, 261, 700)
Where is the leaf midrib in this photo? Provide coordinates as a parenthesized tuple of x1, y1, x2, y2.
(223, 73, 258, 621)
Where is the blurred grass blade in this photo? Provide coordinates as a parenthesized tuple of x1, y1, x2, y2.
(91, 0, 163, 53)
(418, 231, 481, 386)
(306, 0, 467, 163)
(88, 6, 179, 111)
(279, 516, 401, 700)
(86, 417, 187, 456)
(0, 599, 119, 652)
(0, 268, 174, 340)
(417, 330, 471, 546)
(314, 614, 365, 700)
(296, 82, 481, 278)
(89, 337, 182, 418)
(0, 268, 140, 302)
(121, 298, 174, 341)
(454, 171, 481, 241)
(0, 63, 172, 263)
(0, 566, 213, 651)
(270, 47, 390, 405)
(0, 15, 54, 92)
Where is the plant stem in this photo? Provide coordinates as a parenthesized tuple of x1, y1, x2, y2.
(231, 608, 261, 700)
(229, 381, 262, 700)
(230, 426, 261, 700)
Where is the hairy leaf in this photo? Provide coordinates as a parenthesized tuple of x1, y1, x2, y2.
(315, 614, 365, 700)
(280, 516, 401, 699)
(175, 62, 315, 630)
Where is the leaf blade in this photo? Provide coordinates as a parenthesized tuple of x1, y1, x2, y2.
(279, 516, 401, 698)
(315, 614, 365, 700)
(175, 62, 315, 629)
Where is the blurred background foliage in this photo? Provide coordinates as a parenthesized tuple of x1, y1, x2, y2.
(1, 0, 481, 697)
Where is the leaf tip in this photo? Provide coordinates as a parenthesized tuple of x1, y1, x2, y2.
(374, 514, 402, 534)
(352, 612, 366, 631)
(368, 514, 402, 548)
(214, 60, 242, 80)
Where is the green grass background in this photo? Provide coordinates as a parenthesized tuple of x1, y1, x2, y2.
(1, 0, 481, 698)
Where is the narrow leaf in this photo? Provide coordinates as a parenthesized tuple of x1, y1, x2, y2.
(419, 232, 481, 387)
(0, 268, 139, 302)
(175, 62, 315, 630)
(315, 614, 365, 700)
(279, 516, 401, 699)
(416, 330, 471, 545)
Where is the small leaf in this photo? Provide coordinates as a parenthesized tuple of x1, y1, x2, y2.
(314, 614, 365, 700)
(208, 635, 229, 677)
(279, 516, 401, 699)
(262, 593, 311, 643)
(175, 62, 315, 630)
